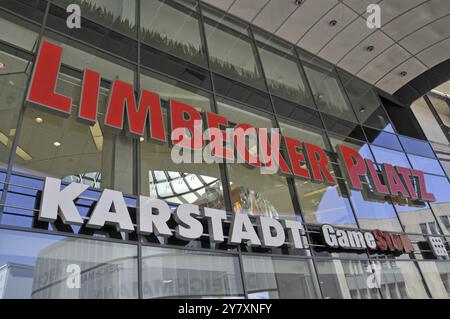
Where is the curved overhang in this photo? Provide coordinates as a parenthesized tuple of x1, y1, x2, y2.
(202, 0, 450, 103)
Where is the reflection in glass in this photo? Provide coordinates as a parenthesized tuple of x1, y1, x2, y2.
(0, 51, 30, 168)
(316, 259, 381, 299)
(378, 260, 429, 299)
(395, 202, 441, 234)
(303, 64, 355, 122)
(45, 33, 135, 83)
(140, 0, 205, 65)
(399, 136, 435, 158)
(407, 154, 445, 176)
(0, 16, 39, 51)
(370, 145, 411, 168)
(217, 101, 295, 219)
(364, 128, 402, 151)
(242, 256, 319, 299)
(140, 74, 225, 208)
(205, 23, 264, 90)
(428, 95, 450, 129)
(410, 97, 448, 144)
(14, 74, 133, 193)
(257, 46, 312, 106)
(296, 179, 356, 227)
(141, 247, 244, 298)
(419, 261, 450, 298)
(329, 135, 374, 161)
(339, 71, 391, 130)
(350, 188, 402, 232)
(279, 121, 326, 150)
(53, 0, 136, 37)
(227, 164, 295, 219)
(0, 229, 138, 299)
(424, 174, 450, 235)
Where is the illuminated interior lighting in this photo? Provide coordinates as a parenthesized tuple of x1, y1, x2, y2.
(89, 121, 103, 151)
(35, 117, 43, 124)
(15, 146, 32, 161)
(0, 131, 32, 161)
(8, 80, 14, 86)
(53, 141, 61, 147)
(162, 279, 173, 284)
(0, 62, 5, 69)
(140, 137, 144, 142)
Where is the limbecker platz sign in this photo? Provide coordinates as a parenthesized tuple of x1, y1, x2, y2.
(25, 40, 436, 204)
(38, 177, 413, 254)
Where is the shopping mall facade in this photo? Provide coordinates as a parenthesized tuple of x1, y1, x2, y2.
(0, 0, 450, 299)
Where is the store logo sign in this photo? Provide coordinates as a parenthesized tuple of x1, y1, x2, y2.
(427, 236, 449, 257)
(321, 224, 414, 254)
(25, 40, 436, 204)
(39, 177, 308, 249)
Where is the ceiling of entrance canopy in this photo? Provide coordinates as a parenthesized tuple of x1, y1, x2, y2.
(201, 0, 450, 96)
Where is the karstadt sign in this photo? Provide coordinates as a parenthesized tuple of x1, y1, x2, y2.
(25, 40, 437, 205)
(39, 177, 308, 249)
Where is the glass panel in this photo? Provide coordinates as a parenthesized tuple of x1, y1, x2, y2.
(399, 136, 435, 158)
(217, 99, 273, 127)
(205, 23, 264, 90)
(53, 0, 137, 37)
(395, 202, 441, 234)
(339, 71, 391, 130)
(322, 115, 365, 140)
(378, 260, 429, 299)
(217, 100, 295, 219)
(201, 5, 249, 35)
(140, 0, 205, 66)
(254, 29, 294, 55)
(0, 51, 30, 168)
(46, 4, 137, 61)
(139, 73, 225, 208)
(0, 0, 46, 24)
(227, 164, 295, 219)
(370, 145, 411, 167)
(424, 174, 450, 235)
(418, 261, 450, 298)
(411, 97, 448, 145)
(44, 34, 134, 83)
(0, 14, 39, 51)
(14, 73, 134, 193)
(0, 229, 138, 299)
(364, 128, 402, 151)
(141, 246, 244, 298)
(408, 154, 445, 176)
(141, 71, 211, 111)
(329, 134, 374, 161)
(273, 96, 323, 129)
(316, 259, 382, 299)
(350, 189, 403, 232)
(428, 95, 450, 128)
(242, 256, 319, 299)
(303, 64, 355, 122)
(296, 179, 357, 227)
(257, 45, 312, 106)
(279, 121, 326, 150)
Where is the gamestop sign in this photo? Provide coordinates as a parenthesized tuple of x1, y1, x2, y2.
(25, 40, 436, 203)
(320, 225, 413, 254)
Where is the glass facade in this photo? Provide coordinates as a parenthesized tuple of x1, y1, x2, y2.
(0, 0, 449, 299)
